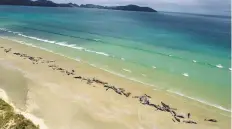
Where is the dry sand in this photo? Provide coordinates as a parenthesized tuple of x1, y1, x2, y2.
(0, 38, 230, 129)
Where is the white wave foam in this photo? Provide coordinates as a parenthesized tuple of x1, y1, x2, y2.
(123, 68, 131, 73)
(17, 33, 56, 44)
(229, 68, 231, 71)
(75, 57, 81, 62)
(90, 64, 97, 67)
(55, 42, 109, 57)
(152, 66, 157, 69)
(93, 39, 101, 42)
(216, 64, 223, 68)
(12, 31, 20, 34)
(2, 28, 111, 57)
(182, 73, 189, 77)
(72, 46, 84, 50)
(167, 90, 231, 113)
(192, 60, 197, 63)
(97, 67, 156, 88)
(142, 74, 146, 77)
(85, 49, 109, 56)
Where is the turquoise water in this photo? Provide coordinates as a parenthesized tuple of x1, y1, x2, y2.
(0, 6, 231, 112)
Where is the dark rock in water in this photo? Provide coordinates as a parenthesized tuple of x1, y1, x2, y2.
(205, 119, 217, 122)
(0, 46, 4, 48)
(183, 120, 197, 124)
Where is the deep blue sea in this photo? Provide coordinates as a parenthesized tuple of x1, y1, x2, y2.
(0, 6, 231, 112)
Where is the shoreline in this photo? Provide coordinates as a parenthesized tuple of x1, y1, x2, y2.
(1, 36, 231, 114)
(0, 37, 231, 129)
(0, 27, 230, 112)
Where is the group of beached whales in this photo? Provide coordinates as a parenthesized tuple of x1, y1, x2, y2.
(0, 46, 218, 124)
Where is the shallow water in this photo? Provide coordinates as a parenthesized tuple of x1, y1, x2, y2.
(0, 6, 231, 112)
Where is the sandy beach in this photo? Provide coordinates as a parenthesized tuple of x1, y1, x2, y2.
(0, 38, 230, 129)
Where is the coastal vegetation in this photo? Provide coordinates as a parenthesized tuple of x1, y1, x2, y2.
(0, 99, 39, 129)
(0, 0, 157, 12)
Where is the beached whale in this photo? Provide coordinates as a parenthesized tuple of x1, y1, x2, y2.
(183, 120, 197, 124)
(205, 119, 217, 122)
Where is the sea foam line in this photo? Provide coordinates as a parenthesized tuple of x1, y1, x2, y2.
(0, 28, 111, 57)
(1, 28, 230, 71)
(123, 68, 132, 73)
(167, 90, 231, 113)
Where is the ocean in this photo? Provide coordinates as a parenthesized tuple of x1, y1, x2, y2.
(0, 6, 231, 113)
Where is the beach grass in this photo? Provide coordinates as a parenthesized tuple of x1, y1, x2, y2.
(0, 99, 39, 129)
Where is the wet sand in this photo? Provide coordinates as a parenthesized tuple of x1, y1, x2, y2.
(0, 38, 230, 129)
